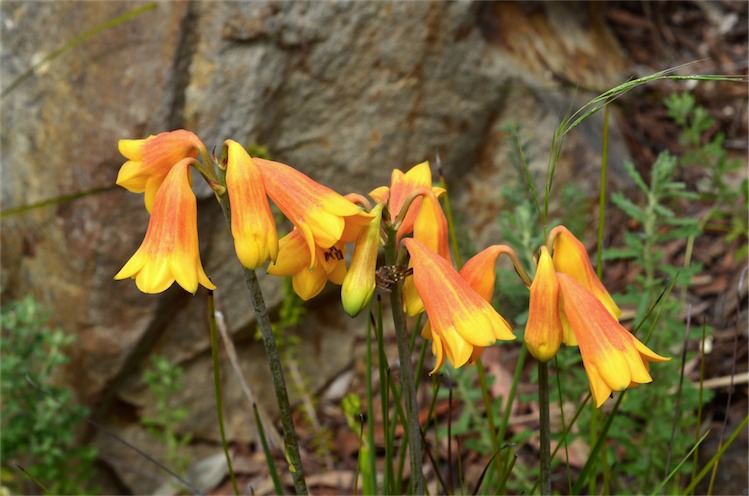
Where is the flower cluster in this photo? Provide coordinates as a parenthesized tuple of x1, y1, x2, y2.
(114, 130, 668, 407)
(524, 227, 669, 406)
(114, 132, 371, 297)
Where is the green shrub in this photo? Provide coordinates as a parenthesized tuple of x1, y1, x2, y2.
(1, 296, 98, 495)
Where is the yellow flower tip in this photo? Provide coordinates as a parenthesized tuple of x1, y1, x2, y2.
(386, 162, 435, 239)
(403, 238, 513, 370)
(116, 130, 205, 212)
(402, 268, 425, 316)
(341, 204, 384, 317)
(459, 245, 507, 302)
(118, 136, 152, 160)
(339, 210, 377, 244)
(268, 230, 347, 301)
(550, 225, 622, 320)
(557, 272, 668, 407)
(428, 330, 446, 375)
(224, 140, 279, 269)
(267, 229, 311, 276)
(525, 246, 563, 362)
(115, 159, 214, 294)
(368, 185, 390, 204)
(341, 279, 375, 317)
(633, 339, 671, 363)
(413, 190, 450, 260)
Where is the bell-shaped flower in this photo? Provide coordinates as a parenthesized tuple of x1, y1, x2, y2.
(369, 161, 445, 244)
(267, 228, 347, 301)
(254, 158, 373, 266)
(403, 190, 450, 316)
(404, 238, 515, 373)
(115, 158, 215, 294)
(427, 244, 522, 364)
(224, 140, 278, 269)
(341, 204, 385, 317)
(117, 130, 206, 213)
(458, 244, 524, 301)
(557, 273, 670, 407)
(524, 247, 563, 362)
(550, 225, 621, 322)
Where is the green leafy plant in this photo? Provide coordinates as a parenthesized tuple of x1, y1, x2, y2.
(0, 296, 98, 495)
(594, 94, 734, 492)
(141, 355, 192, 478)
(665, 92, 748, 259)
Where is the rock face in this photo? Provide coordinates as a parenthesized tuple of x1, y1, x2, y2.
(1, 1, 631, 492)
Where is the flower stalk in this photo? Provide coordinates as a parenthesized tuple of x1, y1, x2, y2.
(207, 291, 240, 495)
(214, 170, 308, 495)
(538, 360, 552, 495)
(242, 267, 308, 495)
(384, 223, 424, 494)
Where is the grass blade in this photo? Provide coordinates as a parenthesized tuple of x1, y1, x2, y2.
(254, 403, 284, 495)
(2, 3, 157, 98)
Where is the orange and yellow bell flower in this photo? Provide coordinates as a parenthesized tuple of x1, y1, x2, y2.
(550, 225, 621, 322)
(404, 238, 515, 374)
(115, 158, 215, 294)
(557, 273, 669, 407)
(403, 190, 450, 316)
(341, 203, 384, 317)
(522, 226, 669, 405)
(254, 158, 372, 267)
(524, 247, 563, 362)
(369, 161, 446, 244)
(223, 140, 278, 269)
(267, 228, 347, 301)
(117, 130, 206, 213)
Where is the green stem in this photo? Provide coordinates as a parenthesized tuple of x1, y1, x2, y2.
(388, 282, 424, 494)
(2, 3, 157, 99)
(208, 292, 240, 495)
(538, 361, 552, 495)
(212, 156, 307, 494)
(475, 359, 502, 487)
(596, 105, 610, 279)
(385, 230, 424, 494)
(588, 403, 599, 495)
(498, 344, 527, 480)
(243, 268, 308, 495)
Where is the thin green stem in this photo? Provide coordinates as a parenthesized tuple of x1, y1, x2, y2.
(212, 154, 307, 494)
(538, 361, 552, 495)
(438, 167, 463, 268)
(690, 323, 708, 492)
(588, 402, 599, 495)
(243, 268, 308, 495)
(2, 3, 157, 99)
(596, 105, 610, 278)
(573, 393, 626, 494)
(498, 345, 527, 482)
(1, 185, 117, 219)
(207, 291, 240, 495)
(385, 228, 424, 494)
(375, 298, 395, 493)
(475, 360, 502, 488)
(682, 414, 749, 495)
(365, 313, 377, 495)
(388, 370, 410, 489)
(254, 403, 283, 495)
(388, 282, 424, 493)
(553, 357, 573, 495)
